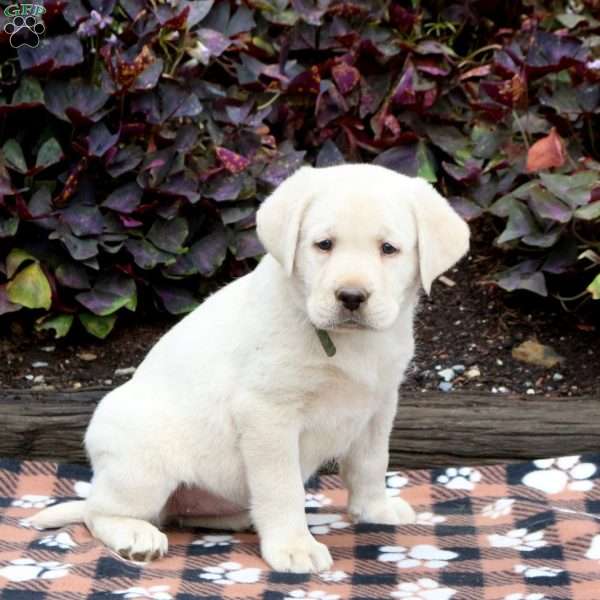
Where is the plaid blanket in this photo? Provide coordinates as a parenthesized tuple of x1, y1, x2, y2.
(1, 455, 600, 600)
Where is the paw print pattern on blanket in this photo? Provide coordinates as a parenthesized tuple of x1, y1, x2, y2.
(378, 544, 459, 569)
(415, 512, 446, 526)
(305, 493, 332, 508)
(198, 561, 261, 585)
(436, 467, 482, 490)
(38, 532, 77, 550)
(306, 513, 351, 535)
(191, 535, 239, 548)
(585, 535, 600, 560)
(113, 585, 173, 599)
(522, 456, 597, 494)
(11, 494, 55, 509)
(284, 591, 340, 600)
(385, 472, 409, 497)
(390, 578, 457, 599)
(504, 594, 547, 600)
(514, 563, 563, 578)
(0, 558, 71, 582)
(488, 528, 546, 551)
(482, 498, 515, 519)
(319, 570, 348, 582)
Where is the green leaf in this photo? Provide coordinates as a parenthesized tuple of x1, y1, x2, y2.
(587, 273, 600, 300)
(539, 172, 596, 208)
(2, 139, 27, 173)
(6, 262, 52, 309)
(79, 312, 117, 339)
(12, 77, 44, 105)
(35, 138, 63, 170)
(575, 201, 600, 221)
(6, 248, 36, 278)
(0, 216, 18, 238)
(36, 314, 74, 338)
(416, 141, 436, 183)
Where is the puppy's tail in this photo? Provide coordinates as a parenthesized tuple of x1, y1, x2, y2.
(28, 500, 86, 529)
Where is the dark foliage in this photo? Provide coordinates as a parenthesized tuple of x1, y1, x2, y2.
(0, 0, 599, 337)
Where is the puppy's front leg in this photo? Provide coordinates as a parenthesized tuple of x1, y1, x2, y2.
(239, 408, 333, 573)
(340, 392, 416, 525)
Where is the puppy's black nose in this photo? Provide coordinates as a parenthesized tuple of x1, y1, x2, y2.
(336, 288, 369, 311)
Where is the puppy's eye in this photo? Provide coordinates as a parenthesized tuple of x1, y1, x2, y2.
(381, 242, 399, 255)
(315, 239, 333, 252)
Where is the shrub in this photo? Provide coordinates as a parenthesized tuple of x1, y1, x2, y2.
(0, 0, 598, 338)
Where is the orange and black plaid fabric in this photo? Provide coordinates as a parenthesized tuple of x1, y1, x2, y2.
(1, 455, 600, 599)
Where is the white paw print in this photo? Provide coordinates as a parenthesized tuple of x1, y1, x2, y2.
(11, 494, 56, 509)
(0, 558, 71, 582)
(522, 456, 596, 494)
(391, 577, 457, 599)
(585, 535, 600, 560)
(305, 493, 332, 508)
(191, 535, 239, 548)
(114, 585, 173, 599)
(488, 528, 546, 551)
(386, 472, 409, 497)
(319, 570, 348, 582)
(504, 594, 547, 600)
(18, 518, 42, 530)
(306, 513, 351, 535)
(482, 498, 515, 519)
(285, 591, 340, 600)
(74, 480, 92, 498)
(198, 561, 261, 585)
(38, 532, 77, 550)
(437, 467, 482, 490)
(415, 512, 446, 526)
(514, 563, 563, 578)
(379, 544, 459, 569)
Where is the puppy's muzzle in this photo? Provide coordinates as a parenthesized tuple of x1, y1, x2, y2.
(335, 287, 369, 312)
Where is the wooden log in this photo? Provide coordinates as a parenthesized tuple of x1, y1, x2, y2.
(0, 388, 599, 468)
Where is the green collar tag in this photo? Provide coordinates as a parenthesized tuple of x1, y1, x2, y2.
(316, 328, 336, 357)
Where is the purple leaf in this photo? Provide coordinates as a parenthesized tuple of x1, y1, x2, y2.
(233, 229, 264, 260)
(331, 62, 360, 95)
(102, 183, 143, 214)
(76, 274, 136, 315)
(496, 203, 539, 245)
(125, 239, 175, 270)
(106, 145, 144, 178)
(260, 146, 306, 187)
(187, 227, 228, 277)
(86, 122, 119, 158)
(18, 34, 84, 73)
(316, 140, 345, 167)
(154, 284, 198, 315)
(61, 205, 104, 236)
(495, 260, 548, 296)
(527, 185, 572, 223)
(55, 262, 91, 290)
(216, 147, 250, 174)
(44, 81, 109, 124)
(147, 217, 188, 253)
(196, 28, 231, 57)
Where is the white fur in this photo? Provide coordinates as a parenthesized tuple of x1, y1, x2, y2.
(30, 164, 469, 572)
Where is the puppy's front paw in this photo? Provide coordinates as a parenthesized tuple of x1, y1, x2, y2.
(261, 534, 333, 573)
(352, 497, 416, 526)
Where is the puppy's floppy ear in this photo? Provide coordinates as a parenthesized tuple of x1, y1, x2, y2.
(256, 166, 316, 276)
(410, 178, 470, 295)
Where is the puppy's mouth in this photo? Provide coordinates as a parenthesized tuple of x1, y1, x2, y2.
(322, 314, 371, 331)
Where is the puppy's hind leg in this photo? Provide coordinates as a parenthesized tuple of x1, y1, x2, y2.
(84, 466, 174, 562)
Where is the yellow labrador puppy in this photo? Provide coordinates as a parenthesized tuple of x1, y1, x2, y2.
(31, 163, 469, 573)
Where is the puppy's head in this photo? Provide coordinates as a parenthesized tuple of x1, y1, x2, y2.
(256, 164, 469, 331)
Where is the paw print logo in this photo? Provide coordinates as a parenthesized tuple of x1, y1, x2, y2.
(114, 585, 173, 599)
(436, 467, 482, 490)
(488, 528, 546, 552)
(522, 456, 596, 494)
(198, 561, 261, 585)
(4, 15, 45, 48)
(378, 544, 459, 569)
(11, 494, 55, 509)
(391, 578, 457, 599)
